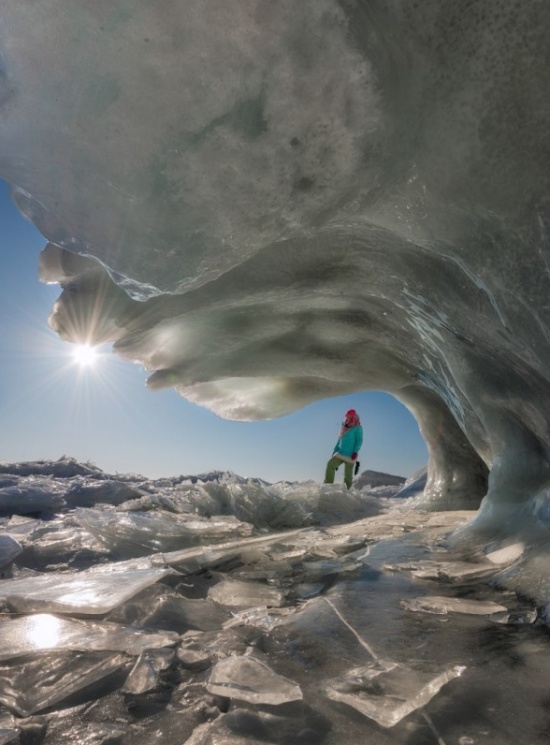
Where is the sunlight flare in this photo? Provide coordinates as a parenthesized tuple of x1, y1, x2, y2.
(72, 343, 98, 368)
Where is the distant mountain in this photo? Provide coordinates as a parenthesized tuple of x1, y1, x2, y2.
(354, 469, 406, 489)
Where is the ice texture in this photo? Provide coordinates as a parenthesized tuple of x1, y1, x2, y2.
(326, 660, 465, 728)
(122, 648, 175, 694)
(2, 1, 550, 528)
(0, 565, 173, 614)
(401, 596, 507, 616)
(207, 655, 303, 705)
(0, 460, 547, 742)
(0, 536, 22, 568)
(207, 578, 285, 609)
(0, 653, 130, 717)
(74, 507, 253, 557)
(0, 731, 18, 745)
(0, 485, 65, 515)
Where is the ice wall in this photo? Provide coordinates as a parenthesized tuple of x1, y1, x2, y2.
(1, 1, 550, 529)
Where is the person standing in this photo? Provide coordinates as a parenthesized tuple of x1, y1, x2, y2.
(324, 409, 363, 489)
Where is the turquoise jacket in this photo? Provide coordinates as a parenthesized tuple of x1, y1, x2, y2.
(334, 425, 363, 458)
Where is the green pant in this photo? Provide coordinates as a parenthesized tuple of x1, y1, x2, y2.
(324, 455, 354, 489)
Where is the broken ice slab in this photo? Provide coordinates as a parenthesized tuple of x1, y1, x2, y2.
(0, 614, 179, 661)
(207, 655, 303, 705)
(290, 581, 327, 600)
(177, 633, 212, 670)
(325, 659, 465, 728)
(105, 584, 231, 632)
(316, 485, 369, 523)
(45, 723, 126, 745)
(0, 652, 131, 716)
(76, 507, 255, 558)
(144, 527, 305, 573)
(383, 559, 500, 582)
(122, 648, 175, 694)
(0, 565, 173, 614)
(208, 578, 285, 608)
(20, 524, 108, 568)
(301, 557, 362, 578)
(401, 595, 507, 616)
(4, 514, 40, 537)
(383, 560, 442, 574)
(66, 480, 146, 508)
(76, 507, 214, 556)
(231, 559, 297, 582)
(183, 706, 331, 744)
(490, 608, 538, 625)
(181, 722, 216, 745)
(418, 560, 501, 582)
(383, 543, 524, 583)
(0, 536, 22, 568)
(222, 606, 295, 631)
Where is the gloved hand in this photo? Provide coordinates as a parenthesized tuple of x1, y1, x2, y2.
(351, 452, 358, 461)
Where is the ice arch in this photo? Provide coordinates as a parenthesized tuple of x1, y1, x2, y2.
(2, 0, 550, 533)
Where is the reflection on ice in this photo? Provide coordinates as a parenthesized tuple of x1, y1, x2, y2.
(0, 614, 179, 660)
(24, 613, 62, 650)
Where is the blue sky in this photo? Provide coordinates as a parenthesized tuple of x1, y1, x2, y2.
(0, 179, 427, 482)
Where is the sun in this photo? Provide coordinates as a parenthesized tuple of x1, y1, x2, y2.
(72, 343, 99, 367)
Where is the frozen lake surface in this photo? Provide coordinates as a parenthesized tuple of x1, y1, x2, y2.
(0, 458, 547, 744)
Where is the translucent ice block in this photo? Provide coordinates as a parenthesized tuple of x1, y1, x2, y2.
(326, 659, 465, 728)
(0, 652, 130, 716)
(401, 595, 507, 615)
(207, 578, 285, 608)
(0, 565, 173, 614)
(207, 655, 303, 705)
(0, 536, 22, 568)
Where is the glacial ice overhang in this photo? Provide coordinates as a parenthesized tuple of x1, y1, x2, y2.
(1, 1, 550, 525)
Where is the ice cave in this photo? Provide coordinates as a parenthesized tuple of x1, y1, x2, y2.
(1, 1, 550, 743)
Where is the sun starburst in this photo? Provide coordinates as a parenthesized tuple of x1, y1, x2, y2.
(72, 343, 98, 368)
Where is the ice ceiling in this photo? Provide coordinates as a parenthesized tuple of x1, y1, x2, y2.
(1, 1, 550, 526)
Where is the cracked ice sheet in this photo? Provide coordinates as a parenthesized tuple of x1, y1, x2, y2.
(325, 659, 466, 728)
(0, 565, 173, 614)
(0, 614, 179, 661)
